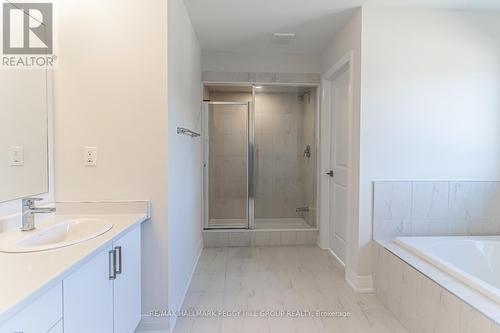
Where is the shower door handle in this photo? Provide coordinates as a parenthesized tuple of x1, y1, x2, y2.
(326, 170, 335, 178)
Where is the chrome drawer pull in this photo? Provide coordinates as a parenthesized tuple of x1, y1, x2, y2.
(109, 250, 116, 280)
(114, 246, 122, 275)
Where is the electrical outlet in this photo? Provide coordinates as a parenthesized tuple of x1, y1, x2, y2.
(9, 146, 24, 166)
(84, 147, 97, 166)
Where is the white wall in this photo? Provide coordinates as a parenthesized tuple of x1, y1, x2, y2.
(358, 7, 500, 276)
(321, 9, 362, 73)
(53, 0, 168, 327)
(319, 9, 362, 278)
(202, 50, 321, 73)
(167, 0, 203, 329)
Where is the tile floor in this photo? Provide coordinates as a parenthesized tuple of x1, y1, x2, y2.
(174, 246, 409, 333)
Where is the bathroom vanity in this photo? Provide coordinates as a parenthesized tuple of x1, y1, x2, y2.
(0, 66, 150, 333)
(0, 203, 149, 333)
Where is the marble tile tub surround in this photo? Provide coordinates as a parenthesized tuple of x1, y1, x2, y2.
(373, 181, 500, 240)
(373, 242, 500, 333)
(175, 246, 409, 333)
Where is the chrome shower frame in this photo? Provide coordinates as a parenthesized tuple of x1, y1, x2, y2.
(202, 83, 321, 231)
(202, 101, 252, 230)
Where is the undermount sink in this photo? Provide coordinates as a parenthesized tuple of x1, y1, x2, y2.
(0, 218, 113, 253)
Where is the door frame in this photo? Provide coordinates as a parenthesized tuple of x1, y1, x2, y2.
(319, 51, 354, 270)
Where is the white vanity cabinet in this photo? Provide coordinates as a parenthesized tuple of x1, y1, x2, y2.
(112, 225, 142, 333)
(63, 245, 114, 332)
(0, 283, 62, 333)
(63, 225, 141, 333)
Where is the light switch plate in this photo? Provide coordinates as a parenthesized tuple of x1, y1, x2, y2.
(84, 146, 97, 166)
(9, 146, 24, 166)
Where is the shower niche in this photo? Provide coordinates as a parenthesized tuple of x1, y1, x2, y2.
(203, 84, 318, 230)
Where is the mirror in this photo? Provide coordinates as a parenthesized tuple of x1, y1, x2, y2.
(0, 69, 49, 202)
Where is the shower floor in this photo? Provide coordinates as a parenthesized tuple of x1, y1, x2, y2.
(207, 218, 314, 229)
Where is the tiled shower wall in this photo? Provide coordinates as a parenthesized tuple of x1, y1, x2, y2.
(254, 91, 316, 224)
(373, 181, 500, 240)
(300, 91, 317, 226)
(207, 90, 317, 226)
(203, 229, 318, 247)
(254, 92, 303, 219)
(202, 71, 321, 85)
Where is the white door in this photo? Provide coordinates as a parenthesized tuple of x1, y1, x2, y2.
(113, 225, 142, 333)
(63, 246, 114, 333)
(328, 69, 350, 263)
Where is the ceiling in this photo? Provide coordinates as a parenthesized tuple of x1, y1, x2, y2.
(183, 0, 500, 55)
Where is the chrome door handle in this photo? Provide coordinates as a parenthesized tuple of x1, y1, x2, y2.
(326, 170, 334, 177)
(109, 250, 116, 280)
(114, 246, 122, 275)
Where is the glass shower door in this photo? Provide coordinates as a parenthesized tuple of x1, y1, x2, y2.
(203, 102, 250, 229)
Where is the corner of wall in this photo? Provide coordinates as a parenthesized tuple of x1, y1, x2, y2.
(166, 0, 203, 330)
(346, 267, 374, 293)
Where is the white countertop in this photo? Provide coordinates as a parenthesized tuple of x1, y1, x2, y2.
(0, 208, 148, 325)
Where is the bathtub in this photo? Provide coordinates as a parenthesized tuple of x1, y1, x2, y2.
(395, 236, 500, 304)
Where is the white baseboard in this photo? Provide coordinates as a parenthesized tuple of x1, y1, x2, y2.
(322, 246, 373, 293)
(136, 242, 203, 333)
(169, 243, 203, 331)
(346, 268, 374, 293)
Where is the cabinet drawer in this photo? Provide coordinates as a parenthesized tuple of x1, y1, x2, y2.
(0, 283, 62, 333)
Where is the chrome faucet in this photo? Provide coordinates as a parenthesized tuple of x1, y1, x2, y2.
(21, 198, 56, 231)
